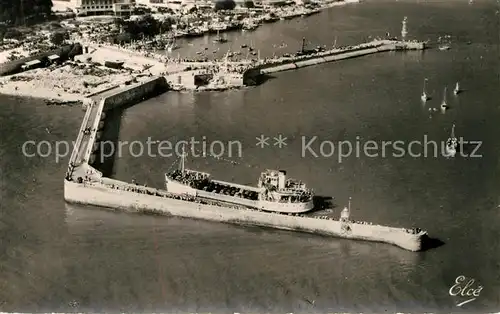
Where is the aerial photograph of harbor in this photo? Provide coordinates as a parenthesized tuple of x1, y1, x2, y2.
(0, 0, 499, 312)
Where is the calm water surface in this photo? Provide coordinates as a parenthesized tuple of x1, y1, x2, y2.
(1, 0, 499, 312)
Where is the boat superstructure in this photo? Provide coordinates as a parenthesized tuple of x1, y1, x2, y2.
(164, 150, 314, 213)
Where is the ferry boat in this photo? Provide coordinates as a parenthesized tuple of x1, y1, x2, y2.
(164, 150, 314, 213)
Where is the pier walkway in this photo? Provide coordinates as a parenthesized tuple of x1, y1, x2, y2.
(75, 102, 100, 165)
(254, 39, 425, 75)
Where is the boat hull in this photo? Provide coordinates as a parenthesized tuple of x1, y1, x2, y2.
(64, 180, 425, 252)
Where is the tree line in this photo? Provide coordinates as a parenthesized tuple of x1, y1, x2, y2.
(0, 0, 53, 26)
(112, 15, 176, 44)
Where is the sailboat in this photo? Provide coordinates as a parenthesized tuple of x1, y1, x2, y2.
(213, 30, 227, 44)
(453, 82, 461, 95)
(445, 124, 458, 157)
(438, 35, 451, 51)
(421, 78, 430, 102)
(440, 87, 449, 111)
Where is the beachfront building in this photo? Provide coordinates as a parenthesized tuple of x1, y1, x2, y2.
(135, 0, 206, 10)
(135, 0, 180, 9)
(260, 0, 287, 6)
(72, 0, 134, 16)
(233, 0, 255, 8)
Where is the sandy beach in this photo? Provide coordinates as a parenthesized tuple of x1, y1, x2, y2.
(0, 62, 134, 102)
(0, 45, 180, 102)
(0, 47, 31, 64)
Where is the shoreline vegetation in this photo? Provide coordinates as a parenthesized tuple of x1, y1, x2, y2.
(0, 0, 362, 103)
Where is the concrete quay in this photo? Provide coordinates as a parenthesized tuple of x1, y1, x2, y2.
(74, 39, 425, 92)
(65, 178, 427, 252)
(64, 77, 430, 252)
(256, 39, 426, 75)
(66, 76, 168, 182)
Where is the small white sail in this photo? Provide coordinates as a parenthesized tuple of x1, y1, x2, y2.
(421, 78, 429, 102)
(440, 87, 448, 110)
(453, 82, 461, 95)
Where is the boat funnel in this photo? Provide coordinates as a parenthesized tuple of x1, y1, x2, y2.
(278, 170, 286, 190)
(341, 206, 350, 220)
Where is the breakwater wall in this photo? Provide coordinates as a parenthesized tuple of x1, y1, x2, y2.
(102, 76, 169, 111)
(66, 76, 168, 180)
(64, 179, 425, 252)
(258, 40, 424, 75)
(64, 73, 428, 252)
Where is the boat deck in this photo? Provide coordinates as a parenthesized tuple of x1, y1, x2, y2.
(199, 180, 260, 201)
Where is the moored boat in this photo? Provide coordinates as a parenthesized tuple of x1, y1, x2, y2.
(104, 60, 124, 69)
(445, 124, 458, 157)
(438, 35, 451, 50)
(440, 87, 449, 111)
(421, 78, 430, 102)
(453, 82, 461, 95)
(213, 30, 228, 43)
(165, 149, 314, 213)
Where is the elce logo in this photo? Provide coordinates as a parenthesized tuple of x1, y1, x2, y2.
(449, 275, 483, 307)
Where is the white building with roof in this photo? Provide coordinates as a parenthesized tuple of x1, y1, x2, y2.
(21, 60, 42, 71)
(260, 0, 287, 6)
(71, 0, 133, 16)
